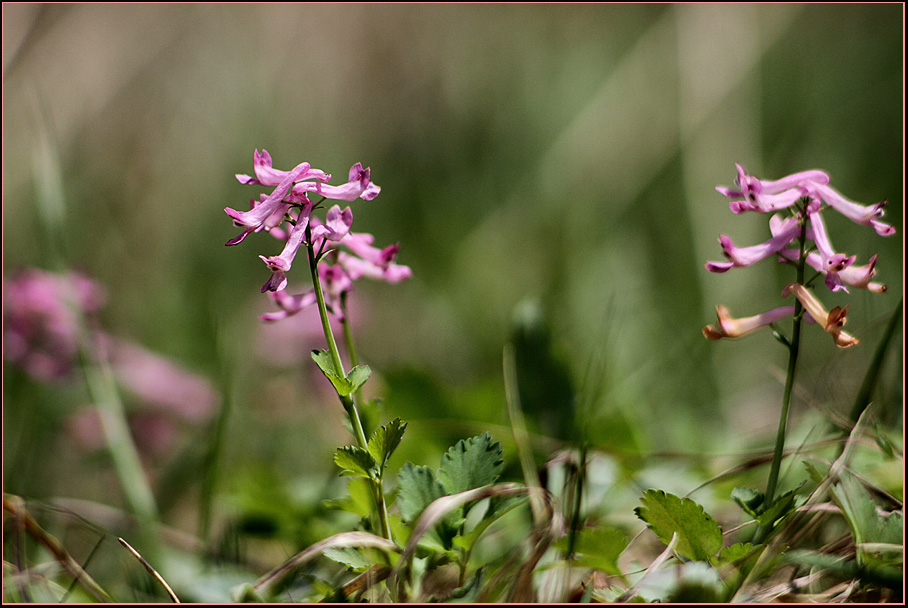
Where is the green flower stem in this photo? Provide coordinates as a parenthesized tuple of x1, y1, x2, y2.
(763, 296, 802, 507)
(305, 230, 391, 541)
(753, 203, 808, 544)
(372, 471, 393, 542)
(305, 231, 368, 448)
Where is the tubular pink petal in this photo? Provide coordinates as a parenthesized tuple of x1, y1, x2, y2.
(716, 218, 800, 268)
(311, 205, 354, 242)
(782, 283, 859, 348)
(703, 304, 795, 340)
(225, 162, 311, 232)
(811, 183, 895, 234)
(705, 261, 734, 273)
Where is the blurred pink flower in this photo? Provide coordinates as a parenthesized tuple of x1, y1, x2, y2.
(260, 289, 319, 323)
(106, 338, 217, 422)
(257, 291, 365, 368)
(3, 269, 105, 381)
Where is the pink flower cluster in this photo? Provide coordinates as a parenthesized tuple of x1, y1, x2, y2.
(225, 150, 411, 321)
(3, 269, 217, 453)
(703, 164, 893, 347)
(3, 269, 105, 380)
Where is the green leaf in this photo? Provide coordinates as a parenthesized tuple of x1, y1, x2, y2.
(713, 542, 763, 581)
(634, 490, 722, 561)
(716, 542, 759, 565)
(563, 526, 628, 576)
(731, 487, 763, 518)
(231, 582, 265, 602)
(311, 349, 337, 376)
(310, 351, 372, 396)
(832, 471, 903, 564)
(485, 492, 527, 520)
(784, 550, 902, 589)
(322, 547, 375, 572)
(396, 462, 446, 523)
(436, 432, 504, 495)
(802, 460, 828, 484)
(345, 365, 372, 394)
(311, 350, 347, 392)
(665, 562, 725, 603)
(322, 478, 374, 518)
(367, 418, 407, 474)
(334, 446, 377, 479)
(756, 484, 804, 529)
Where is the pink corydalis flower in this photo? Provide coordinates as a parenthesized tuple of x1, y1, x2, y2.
(705, 215, 802, 273)
(290, 162, 381, 203)
(704, 164, 891, 348)
(259, 206, 316, 293)
(235, 149, 330, 187)
(259, 263, 353, 322)
(808, 182, 895, 237)
(311, 205, 354, 242)
(338, 251, 412, 284)
(702, 305, 797, 341)
(260, 289, 319, 323)
(782, 283, 859, 348)
(225, 162, 313, 246)
(717, 163, 829, 214)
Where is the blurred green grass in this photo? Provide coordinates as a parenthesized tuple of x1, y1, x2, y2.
(2, 2, 902, 569)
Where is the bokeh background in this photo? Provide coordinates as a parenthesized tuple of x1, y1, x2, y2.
(2, 3, 903, 600)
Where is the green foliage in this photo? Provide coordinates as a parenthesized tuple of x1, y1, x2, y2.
(311, 349, 372, 396)
(555, 526, 628, 576)
(731, 486, 763, 518)
(635, 490, 722, 561)
(367, 418, 408, 475)
(509, 299, 576, 440)
(731, 483, 805, 536)
(396, 463, 447, 523)
(784, 550, 902, 589)
(436, 432, 504, 495)
(322, 547, 379, 573)
(755, 484, 804, 531)
(334, 446, 378, 479)
(831, 471, 903, 565)
(395, 434, 509, 556)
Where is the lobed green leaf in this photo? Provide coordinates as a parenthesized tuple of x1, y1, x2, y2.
(635, 489, 722, 561)
(396, 462, 446, 523)
(334, 446, 377, 479)
(367, 418, 407, 474)
(437, 432, 504, 495)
